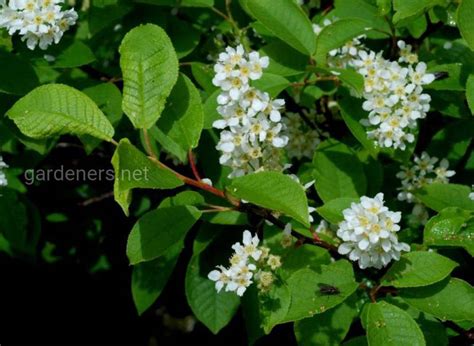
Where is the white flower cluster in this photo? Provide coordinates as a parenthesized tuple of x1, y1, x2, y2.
(313, 18, 366, 69)
(396, 152, 455, 225)
(208, 230, 282, 296)
(337, 193, 410, 269)
(354, 43, 435, 150)
(314, 19, 435, 150)
(0, 155, 8, 187)
(396, 151, 455, 203)
(283, 111, 328, 160)
(212, 45, 289, 178)
(0, 0, 78, 50)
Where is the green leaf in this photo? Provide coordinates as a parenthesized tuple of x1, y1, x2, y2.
(282, 260, 358, 323)
(245, 0, 316, 55)
(185, 253, 240, 334)
(202, 211, 248, 225)
(404, 14, 428, 39)
(332, 0, 391, 36)
(366, 301, 425, 346)
(6, 84, 115, 141)
(382, 296, 449, 346)
(160, 191, 205, 208)
(342, 336, 368, 346)
(466, 74, 474, 114)
(331, 68, 365, 97)
(423, 207, 474, 256)
(0, 51, 39, 95)
(134, 0, 214, 7)
(315, 18, 370, 65)
(381, 251, 458, 288)
(51, 40, 96, 68)
(457, 0, 474, 51)
(259, 281, 292, 334)
(229, 171, 310, 227)
(252, 73, 290, 97)
(203, 89, 221, 129)
(81, 83, 123, 153)
(120, 24, 179, 129)
(0, 189, 28, 250)
(312, 139, 367, 203)
(393, 0, 444, 24)
(127, 205, 201, 264)
(156, 73, 204, 151)
(89, 0, 132, 35)
(316, 197, 359, 224)
(260, 40, 308, 77)
(400, 278, 474, 322)
(338, 92, 378, 156)
(241, 286, 265, 344)
(425, 63, 465, 91)
(132, 241, 182, 315)
(427, 119, 474, 166)
(280, 244, 332, 280)
(415, 183, 474, 212)
(111, 139, 184, 215)
(168, 17, 201, 59)
(191, 62, 217, 94)
(294, 294, 358, 346)
(149, 125, 187, 162)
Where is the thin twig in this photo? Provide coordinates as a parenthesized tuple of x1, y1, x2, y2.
(188, 150, 202, 181)
(369, 285, 381, 303)
(142, 129, 157, 159)
(79, 191, 114, 207)
(210, 6, 230, 21)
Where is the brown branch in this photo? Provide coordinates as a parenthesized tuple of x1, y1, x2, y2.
(78, 191, 114, 207)
(188, 150, 202, 181)
(369, 285, 381, 303)
(142, 129, 157, 159)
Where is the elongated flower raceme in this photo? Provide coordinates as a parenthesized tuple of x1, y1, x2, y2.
(0, 155, 8, 187)
(397, 151, 455, 225)
(0, 0, 78, 50)
(212, 45, 289, 178)
(208, 230, 282, 296)
(283, 111, 328, 160)
(314, 19, 434, 150)
(353, 46, 435, 150)
(336, 193, 410, 269)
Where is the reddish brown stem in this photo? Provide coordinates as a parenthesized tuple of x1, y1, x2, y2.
(148, 156, 231, 202)
(188, 150, 202, 181)
(370, 285, 381, 303)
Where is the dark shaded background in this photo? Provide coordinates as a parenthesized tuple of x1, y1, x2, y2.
(0, 142, 297, 345)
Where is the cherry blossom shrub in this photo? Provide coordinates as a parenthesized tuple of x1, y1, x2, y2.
(1, 0, 474, 344)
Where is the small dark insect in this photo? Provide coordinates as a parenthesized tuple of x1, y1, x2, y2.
(434, 72, 449, 81)
(318, 284, 340, 295)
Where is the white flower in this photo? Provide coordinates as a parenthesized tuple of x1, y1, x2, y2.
(212, 45, 289, 178)
(337, 193, 410, 269)
(350, 47, 434, 150)
(397, 40, 418, 64)
(0, 0, 78, 50)
(397, 152, 455, 224)
(208, 266, 231, 293)
(282, 111, 327, 160)
(317, 33, 433, 150)
(232, 230, 262, 261)
(433, 159, 455, 183)
(0, 155, 8, 187)
(469, 185, 474, 201)
(408, 62, 435, 86)
(208, 230, 282, 296)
